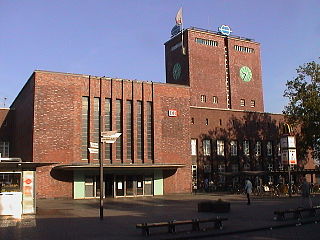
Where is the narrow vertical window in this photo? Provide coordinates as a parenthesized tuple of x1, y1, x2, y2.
(200, 95, 206, 103)
(251, 100, 255, 108)
(203, 140, 211, 156)
(104, 98, 112, 161)
(92, 98, 100, 160)
(147, 101, 153, 161)
(0, 142, 9, 158)
(126, 100, 133, 161)
(116, 99, 123, 161)
(217, 140, 225, 156)
(255, 141, 261, 156)
(191, 139, 197, 156)
(137, 101, 143, 161)
(240, 99, 245, 107)
(81, 97, 89, 160)
(243, 140, 250, 156)
(212, 96, 218, 104)
(230, 140, 237, 156)
(267, 141, 273, 156)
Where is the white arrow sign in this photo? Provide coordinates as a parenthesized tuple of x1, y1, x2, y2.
(88, 148, 99, 154)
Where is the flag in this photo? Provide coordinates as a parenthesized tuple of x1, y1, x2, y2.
(175, 7, 183, 25)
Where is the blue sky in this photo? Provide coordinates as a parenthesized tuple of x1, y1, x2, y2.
(0, 0, 319, 113)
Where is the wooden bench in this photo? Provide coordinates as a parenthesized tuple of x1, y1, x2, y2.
(136, 217, 228, 236)
(274, 206, 320, 221)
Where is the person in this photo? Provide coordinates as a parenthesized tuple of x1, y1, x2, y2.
(204, 178, 209, 192)
(301, 177, 312, 208)
(244, 178, 253, 205)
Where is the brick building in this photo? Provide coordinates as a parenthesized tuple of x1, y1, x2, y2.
(0, 26, 317, 199)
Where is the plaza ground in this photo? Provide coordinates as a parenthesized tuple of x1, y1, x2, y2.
(1, 193, 320, 240)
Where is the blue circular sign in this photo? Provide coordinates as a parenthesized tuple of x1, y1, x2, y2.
(218, 25, 232, 36)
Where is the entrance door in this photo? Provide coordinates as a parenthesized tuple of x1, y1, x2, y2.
(84, 176, 94, 198)
(105, 175, 113, 197)
(115, 176, 125, 197)
(144, 176, 153, 195)
(126, 176, 134, 196)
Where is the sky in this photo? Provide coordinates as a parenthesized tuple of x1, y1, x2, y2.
(0, 0, 319, 113)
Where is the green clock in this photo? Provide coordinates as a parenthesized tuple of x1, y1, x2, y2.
(173, 63, 181, 80)
(240, 66, 252, 82)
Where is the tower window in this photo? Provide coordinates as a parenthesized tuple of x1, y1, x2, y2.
(251, 100, 255, 108)
(212, 96, 218, 104)
(234, 45, 254, 53)
(191, 117, 195, 124)
(240, 99, 245, 107)
(205, 118, 209, 125)
(195, 38, 218, 47)
(200, 95, 207, 103)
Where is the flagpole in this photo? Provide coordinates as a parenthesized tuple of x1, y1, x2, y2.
(181, 8, 185, 55)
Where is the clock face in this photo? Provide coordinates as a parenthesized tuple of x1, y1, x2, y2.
(173, 63, 181, 80)
(240, 66, 252, 82)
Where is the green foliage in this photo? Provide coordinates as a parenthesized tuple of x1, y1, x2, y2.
(283, 58, 320, 161)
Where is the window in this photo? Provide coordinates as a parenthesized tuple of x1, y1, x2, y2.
(191, 117, 194, 124)
(251, 100, 255, 108)
(231, 164, 238, 172)
(126, 100, 133, 161)
(230, 140, 237, 156)
(81, 97, 89, 160)
(255, 141, 262, 156)
(200, 95, 206, 103)
(212, 96, 218, 104)
(277, 143, 281, 156)
(0, 173, 21, 192)
(234, 45, 254, 53)
(137, 101, 143, 160)
(92, 98, 100, 160)
(195, 38, 218, 47)
(105, 98, 112, 161)
(218, 164, 225, 183)
(205, 118, 209, 125)
(147, 101, 154, 160)
(217, 140, 225, 156)
(0, 142, 9, 158)
(267, 164, 273, 171)
(267, 141, 273, 156)
(203, 140, 211, 156)
(116, 99, 123, 161)
(240, 99, 245, 107)
(191, 139, 197, 156)
(243, 140, 250, 156)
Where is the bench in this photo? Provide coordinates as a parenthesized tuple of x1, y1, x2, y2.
(136, 217, 228, 236)
(274, 206, 320, 221)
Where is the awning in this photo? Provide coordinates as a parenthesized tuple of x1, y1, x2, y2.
(0, 162, 56, 171)
(218, 171, 265, 176)
(53, 163, 185, 171)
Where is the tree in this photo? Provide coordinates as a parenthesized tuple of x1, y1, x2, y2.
(283, 58, 320, 165)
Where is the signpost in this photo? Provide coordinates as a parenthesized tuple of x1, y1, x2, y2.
(280, 135, 297, 197)
(89, 132, 121, 220)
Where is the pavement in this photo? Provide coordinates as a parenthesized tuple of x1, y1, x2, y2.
(1, 193, 320, 240)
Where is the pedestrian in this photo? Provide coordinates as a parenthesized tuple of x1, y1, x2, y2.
(301, 177, 312, 208)
(204, 178, 209, 192)
(245, 178, 253, 205)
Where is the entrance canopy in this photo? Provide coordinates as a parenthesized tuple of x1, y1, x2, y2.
(53, 163, 185, 171)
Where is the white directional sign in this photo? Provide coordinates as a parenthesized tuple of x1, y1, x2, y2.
(88, 148, 99, 154)
(101, 131, 122, 143)
(90, 142, 99, 148)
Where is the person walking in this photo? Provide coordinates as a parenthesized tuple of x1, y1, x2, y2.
(301, 177, 312, 208)
(245, 178, 253, 205)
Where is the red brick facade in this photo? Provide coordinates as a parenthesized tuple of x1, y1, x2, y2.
(2, 27, 316, 199)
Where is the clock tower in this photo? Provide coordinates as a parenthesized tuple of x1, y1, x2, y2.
(164, 27, 264, 112)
